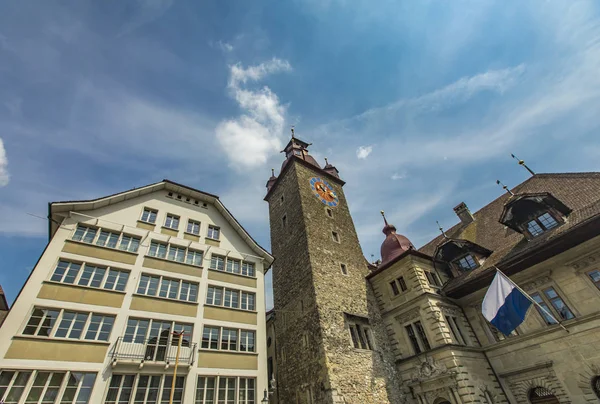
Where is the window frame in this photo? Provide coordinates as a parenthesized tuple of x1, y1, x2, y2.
(340, 263, 348, 275)
(164, 214, 180, 230)
(137, 273, 199, 303)
(49, 260, 130, 293)
(345, 315, 374, 351)
(0, 370, 97, 404)
(586, 269, 600, 291)
(147, 241, 204, 267)
(331, 231, 340, 243)
(123, 318, 193, 346)
(105, 374, 185, 404)
(186, 219, 201, 235)
(140, 207, 158, 224)
(424, 270, 441, 287)
(445, 315, 467, 345)
(207, 225, 220, 240)
(405, 320, 431, 354)
(455, 254, 479, 271)
(71, 225, 141, 253)
(523, 211, 560, 238)
(22, 307, 115, 342)
(200, 325, 256, 353)
(530, 285, 575, 325)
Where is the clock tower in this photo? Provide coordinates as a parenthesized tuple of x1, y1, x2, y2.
(265, 134, 402, 403)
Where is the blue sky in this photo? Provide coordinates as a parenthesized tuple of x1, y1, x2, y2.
(1, 0, 600, 308)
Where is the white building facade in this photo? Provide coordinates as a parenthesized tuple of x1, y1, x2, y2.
(0, 180, 273, 404)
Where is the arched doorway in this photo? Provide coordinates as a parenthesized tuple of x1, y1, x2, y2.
(528, 387, 559, 404)
(592, 376, 600, 399)
(433, 399, 451, 404)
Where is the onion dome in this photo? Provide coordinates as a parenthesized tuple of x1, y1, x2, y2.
(380, 211, 414, 265)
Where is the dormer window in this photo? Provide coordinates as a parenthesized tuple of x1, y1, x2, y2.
(294, 150, 302, 156)
(499, 192, 571, 240)
(456, 254, 479, 271)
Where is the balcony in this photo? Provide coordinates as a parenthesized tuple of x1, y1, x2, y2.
(111, 337, 196, 367)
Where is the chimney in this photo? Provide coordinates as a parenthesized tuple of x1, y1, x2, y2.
(453, 202, 474, 225)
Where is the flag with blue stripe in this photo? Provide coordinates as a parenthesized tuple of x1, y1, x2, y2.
(482, 271, 532, 336)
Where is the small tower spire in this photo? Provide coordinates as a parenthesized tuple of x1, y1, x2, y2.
(324, 157, 328, 166)
(436, 221, 448, 238)
(380, 210, 389, 226)
(290, 126, 295, 139)
(496, 180, 514, 196)
(511, 153, 535, 176)
(271, 168, 275, 177)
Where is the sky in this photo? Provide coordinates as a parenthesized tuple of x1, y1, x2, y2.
(1, 0, 600, 309)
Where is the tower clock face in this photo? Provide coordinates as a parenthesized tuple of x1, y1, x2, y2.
(309, 177, 339, 207)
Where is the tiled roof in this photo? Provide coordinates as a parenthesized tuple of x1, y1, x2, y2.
(418, 172, 600, 294)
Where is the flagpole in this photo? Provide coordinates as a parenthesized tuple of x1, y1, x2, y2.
(493, 267, 569, 333)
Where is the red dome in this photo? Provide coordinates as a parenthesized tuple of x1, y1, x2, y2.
(380, 222, 414, 265)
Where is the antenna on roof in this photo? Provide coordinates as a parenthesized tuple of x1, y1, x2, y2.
(436, 221, 448, 238)
(496, 180, 514, 196)
(511, 153, 535, 176)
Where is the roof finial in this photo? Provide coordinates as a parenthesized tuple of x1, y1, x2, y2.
(496, 180, 514, 196)
(271, 168, 275, 177)
(436, 221, 448, 238)
(380, 210, 389, 226)
(290, 126, 295, 139)
(324, 157, 328, 165)
(511, 153, 535, 176)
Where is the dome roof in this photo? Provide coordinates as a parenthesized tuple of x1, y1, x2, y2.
(380, 215, 414, 265)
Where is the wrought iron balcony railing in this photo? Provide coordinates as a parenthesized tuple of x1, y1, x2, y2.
(111, 337, 196, 366)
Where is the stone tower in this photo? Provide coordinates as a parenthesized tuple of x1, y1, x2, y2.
(265, 135, 402, 404)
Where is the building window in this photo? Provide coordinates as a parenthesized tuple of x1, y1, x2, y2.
(390, 280, 400, 296)
(123, 318, 192, 347)
(140, 208, 157, 224)
(405, 320, 431, 354)
(587, 270, 600, 290)
(592, 376, 600, 399)
(531, 287, 575, 325)
(50, 260, 129, 292)
(105, 374, 184, 404)
(456, 254, 479, 271)
(206, 286, 255, 311)
(345, 315, 374, 350)
(0, 370, 96, 404)
(207, 225, 220, 240)
(72, 225, 141, 253)
(23, 308, 114, 342)
(445, 315, 467, 345)
(137, 274, 198, 302)
(187, 219, 201, 235)
(281, 215, 287, 228)
(340, 263, 348, 275)
(164, 214, 180, 230)
(196, 376, 255, 404)
(226, 258, 241, 274)
(390, 277, 407, 296)
(424, 270, 441, 287)
(209, 255, 225, 271)
(326, 208, 333, 218)
(148, 241, 203, 267)
(201, 326, 255, 353)
(241, 261, 256, 277)
(526, 212, 559, 237)
(332, 231, 340, 243)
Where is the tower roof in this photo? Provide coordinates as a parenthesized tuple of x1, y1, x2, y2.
(379, 211, 415, 266)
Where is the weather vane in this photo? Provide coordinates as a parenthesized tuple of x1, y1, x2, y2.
(511, 153, 535, 176)
(496, 180, 514, 196)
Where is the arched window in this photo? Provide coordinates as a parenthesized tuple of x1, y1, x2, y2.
(592, 376, 600, 399)
(528, 386, 559, 404)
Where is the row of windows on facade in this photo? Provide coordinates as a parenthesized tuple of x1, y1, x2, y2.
(0, 370, 258, 404)
(141, 207, 220, 240)
(72, 225, 256, 277)
(50, 260, 257, 308)
(389, 270, 441, 297)
(23, 308, 256, 353)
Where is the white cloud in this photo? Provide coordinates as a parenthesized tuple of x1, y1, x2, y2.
(391, 172, 405, 180)
(228, 58, 291, 88)
(356, 145, 373, 159)
(118, 0, 174, 36)
(218, 40, 233, 52)
(0, 138, 9, 186)
(217, 58, 292, 169)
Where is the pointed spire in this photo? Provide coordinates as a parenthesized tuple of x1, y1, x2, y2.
(290, 125, 295, 139)
(380, 210, 389, 226)
(511, 153, 535, 176)
(496, 180, 514, 196)
(324, 157, 329, 166)
(271, 168, 275, 177)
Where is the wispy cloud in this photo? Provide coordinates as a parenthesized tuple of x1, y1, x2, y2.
(0, 138, 9, 187)
(118, 0, 174, 37)
(218, 40, 234, 52)
(356, 145, 372, 159)
(216, 58, 292, 169)
(391, 172, 405, 181)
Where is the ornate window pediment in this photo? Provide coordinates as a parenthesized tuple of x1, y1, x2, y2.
(499, 192, 571, 239)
